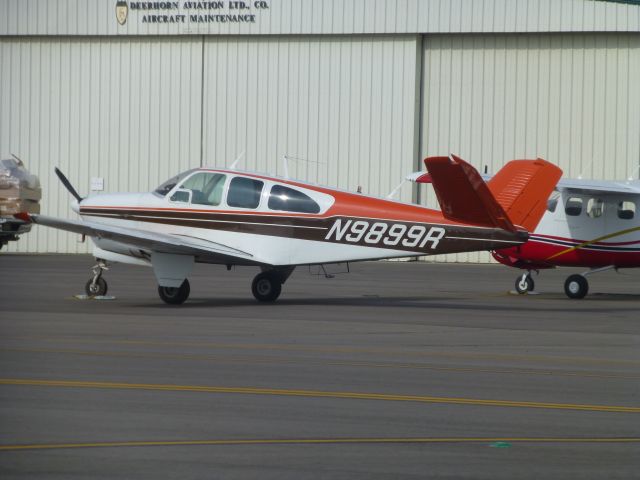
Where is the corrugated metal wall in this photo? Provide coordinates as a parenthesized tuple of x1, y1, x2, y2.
(0, 37, 203, 252)
(201, 35, 420, 197)
(1, 0, 639, 36)
(420, 33, 640, 262)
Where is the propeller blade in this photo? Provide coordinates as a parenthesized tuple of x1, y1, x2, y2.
(54, 167, 83, 203)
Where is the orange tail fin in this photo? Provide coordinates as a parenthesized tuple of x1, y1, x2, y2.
(487, 158, 562, 232)
(424, 155, 561, 232)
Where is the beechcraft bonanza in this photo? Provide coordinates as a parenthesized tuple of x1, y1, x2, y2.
(410, 166, 640, 299)
(16, 155, 560, 304)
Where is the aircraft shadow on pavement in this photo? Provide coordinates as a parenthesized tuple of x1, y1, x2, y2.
(129, 294, 640, 312)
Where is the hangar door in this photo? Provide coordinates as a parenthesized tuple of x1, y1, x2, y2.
(0, 38, 204, 253)
(420, 33, 640, 263)
(201, 35, 421, 201)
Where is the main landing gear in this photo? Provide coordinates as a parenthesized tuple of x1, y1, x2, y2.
(158, 279, 191, 305)
(155, 267, 295, 305)
(251, 267, 295, 303)
(85, 261, 108, 296)
(563, 265, 616, 299)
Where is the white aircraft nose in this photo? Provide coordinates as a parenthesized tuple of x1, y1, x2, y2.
(71, 199, 80, 213)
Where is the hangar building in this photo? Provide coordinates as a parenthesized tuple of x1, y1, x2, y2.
(1, 0, 639, 262)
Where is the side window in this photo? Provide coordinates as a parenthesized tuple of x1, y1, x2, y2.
(565, 197, 583, 216)
(268, 185, 321, 214)
(546, 191, 560, 213)
(586, 198, 604, 218)
(227, 177, 264, 209)
(176, 172, 226, 206)
(618, 200, 636, 220)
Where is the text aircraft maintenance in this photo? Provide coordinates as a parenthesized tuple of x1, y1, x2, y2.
(410, 168, 640, 299)
(16, 155, 561, 304)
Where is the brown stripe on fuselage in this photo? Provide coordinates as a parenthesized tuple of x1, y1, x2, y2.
(80, 207, 526, 255)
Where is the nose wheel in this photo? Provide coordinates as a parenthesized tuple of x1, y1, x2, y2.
(514, 272, 535, 294)
(85, 261, 109, 296)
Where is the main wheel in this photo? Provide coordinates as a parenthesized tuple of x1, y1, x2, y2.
(85, 277, 108, 296)
(564, 274, 588, 299)
(158, 279, 190, 305)
(515, 274, 534, 294)
(251, 272, 282, 302)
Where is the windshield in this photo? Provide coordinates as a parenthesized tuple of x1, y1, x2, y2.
(154, 170, 196, 196)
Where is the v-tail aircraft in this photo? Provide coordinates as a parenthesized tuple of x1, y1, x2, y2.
(15, 155, 561, 304)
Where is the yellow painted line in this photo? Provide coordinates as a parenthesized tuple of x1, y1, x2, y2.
(1, 437, 639, 452)
(545, 225, 640, 260)
(1, 379, 639, 413)
(5, 347, 639, 380)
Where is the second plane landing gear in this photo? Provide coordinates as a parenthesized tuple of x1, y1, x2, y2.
(515, 272, 535, 294)
(564, 274, 588, 299)
(158, 279, 191, 305)
(85, 261, 108, 296)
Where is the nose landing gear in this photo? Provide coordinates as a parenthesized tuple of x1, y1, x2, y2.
(514, 271, 535, 294)
(85, 261, 109, 296)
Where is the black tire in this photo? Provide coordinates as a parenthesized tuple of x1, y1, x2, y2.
(251, 272, 282, 302)
(85, 277, 108, 296)
(515, 274, 534, 294)
(158, 279, 190, 305)
(564, 274, 588, 299)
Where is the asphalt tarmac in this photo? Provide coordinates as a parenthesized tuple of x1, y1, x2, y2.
(0, 254, 639, 479)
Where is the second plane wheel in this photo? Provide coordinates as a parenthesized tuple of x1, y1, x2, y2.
(85, 277, 108, 296)
(564, 274, 588, 299)
(158, 279, 190, 305)
(515, 274, 534, 294)
(251, 272, 282, 302)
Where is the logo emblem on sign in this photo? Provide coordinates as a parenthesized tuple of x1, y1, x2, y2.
(115, 1, 128, 26)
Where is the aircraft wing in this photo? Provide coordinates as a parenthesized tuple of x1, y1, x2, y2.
(408, 171, 640, 196)
(554, 179, 640, 195)
(27, 214, 259, 264)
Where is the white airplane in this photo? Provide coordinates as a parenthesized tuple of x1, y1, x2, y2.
(409, 168, 640, 298)
(15, 155, 561, 304)
(493, 178, 640, 298)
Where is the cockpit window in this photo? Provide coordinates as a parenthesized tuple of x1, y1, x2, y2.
(546, 191, 560, 212)
(227, 177, 264, 209)
(268, 185, 321, 214)
(178, 172, 227, 206)
(154, 170, 194, 196)
(586, 198, 604, 218)
(565, 197, 583, 216)
(618, 200, 636, 220)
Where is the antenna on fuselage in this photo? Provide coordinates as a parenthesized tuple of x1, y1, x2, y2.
(282, 155, 289, 179)
(386, 179, 406, 199)
(229, 150, 245, 170)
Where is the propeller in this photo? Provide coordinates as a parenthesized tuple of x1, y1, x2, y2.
(54, 167, 84, 203)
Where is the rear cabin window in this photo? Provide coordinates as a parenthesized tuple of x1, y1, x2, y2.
(618, 201, 636, 220)
(586, 198, 604, 218)
(565, 197, 583, 216)
(227, 177, 264, 209)
(268, 185, 321, 214)
(176, 172, 227, 206)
